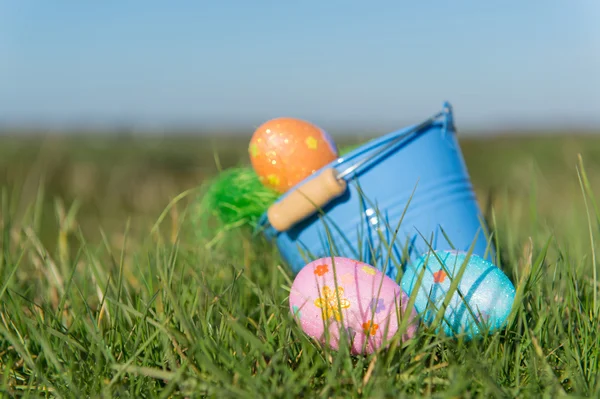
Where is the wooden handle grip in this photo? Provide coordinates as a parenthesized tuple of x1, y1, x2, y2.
(267, 168, 347, 232)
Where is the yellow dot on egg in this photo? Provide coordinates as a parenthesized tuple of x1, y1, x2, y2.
(267, 174, 280, 186)
(249, 143, 259, 158)
(306, 136, 318, 150)
(361, 265, 376, 275)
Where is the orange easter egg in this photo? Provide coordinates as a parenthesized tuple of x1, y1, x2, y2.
(249, 117, 339, 193)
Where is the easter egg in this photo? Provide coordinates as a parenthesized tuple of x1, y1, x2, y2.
(289, 257, 418, 355)
(248, 117, 338, 193)
(400, 250, 515, 339)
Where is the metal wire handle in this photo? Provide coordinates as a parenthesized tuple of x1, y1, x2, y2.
(335, 109, 446, 181)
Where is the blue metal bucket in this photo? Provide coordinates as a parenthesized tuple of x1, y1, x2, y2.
(256, 102, 494, 280)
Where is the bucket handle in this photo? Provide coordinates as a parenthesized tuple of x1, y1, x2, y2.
(336, 108, 447, 180)
(267, 168, 347, 232)
(266, 105, 451, 232)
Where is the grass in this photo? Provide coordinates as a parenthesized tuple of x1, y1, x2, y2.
(0, 133, 600, 397)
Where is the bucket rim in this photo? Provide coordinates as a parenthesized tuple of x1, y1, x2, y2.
(255, 102, 455, 233)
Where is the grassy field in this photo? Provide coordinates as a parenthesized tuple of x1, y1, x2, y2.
(1, 133, 600, 398)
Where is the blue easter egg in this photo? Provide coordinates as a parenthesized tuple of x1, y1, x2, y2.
(401, 250, 515, 339)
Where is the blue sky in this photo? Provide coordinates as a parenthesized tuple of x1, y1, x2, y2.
(0, 0, 599, 133)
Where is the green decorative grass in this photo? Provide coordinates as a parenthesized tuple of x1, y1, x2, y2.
(190, 142, 365, 244)
(0, 136, 599, 398)
(193, 167, 279, 230)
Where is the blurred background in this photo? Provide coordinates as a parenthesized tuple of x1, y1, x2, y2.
(1, 1, 599, 248)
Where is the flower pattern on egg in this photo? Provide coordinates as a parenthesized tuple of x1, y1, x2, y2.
(314, 286, 350, 321)
(292, 305, 302, 320)
(369, 298, 386, 314)
(249, 143, 259, 158)
(361, 265, 376, 275)
(267, 174, 280, 186)
(362, 321, 379, 336)
(313, 264, 329, 276)
(433, 269, 447, 283)
(305, 136, 318, 150)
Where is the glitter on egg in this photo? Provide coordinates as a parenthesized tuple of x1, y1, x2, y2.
(248, 117, 339, 193)
(289, 257, 418, 355)
(401, 250, 516, 339)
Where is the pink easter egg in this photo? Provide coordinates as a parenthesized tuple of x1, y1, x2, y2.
(289, 257, 418, 355)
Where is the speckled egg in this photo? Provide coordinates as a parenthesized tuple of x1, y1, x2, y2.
(400, 250, 515, 339)
(289, 257, 418, 355)
(248, 117, 338, 193)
